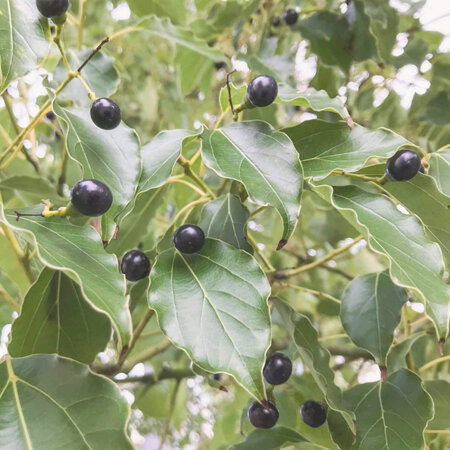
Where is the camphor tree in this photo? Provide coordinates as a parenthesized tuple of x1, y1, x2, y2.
(0, 0, 449, 448)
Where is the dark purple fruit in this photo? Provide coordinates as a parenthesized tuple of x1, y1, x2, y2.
(247, 75, 278, 107)
(36, 0, 69, 18)
(248, 401, 279, 429)
(90, 98, 121, 130)
(300, 400, 327, 428)
(173, 224, 205, 254)
(263, 353, 292, 385)
(121, 250, 151, 282)
(385, 150, 421, 181)
(71, 179, 113, 217)
(283, 9, 298, 25)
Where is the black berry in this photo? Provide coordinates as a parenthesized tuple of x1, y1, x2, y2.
(45, 110, 56, 121)
(248, 401, 279, 429)
(263, 353, 292, 385)
(90, 98, 121, 130)
(283, 9, 298, 25)
(173, 224, 205, 254)
(214, 62, 227, 70)
(121, 250, 151, 282)
(247, 75, 278, 107)
(71, 179, 113, 217)
(300, 401, 327, 428)
(272, 16, 281, 27)
(385, 150, 421, 181)
(36, 0, 68, 18)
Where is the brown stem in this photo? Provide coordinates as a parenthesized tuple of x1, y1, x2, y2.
(76, 37, 109, 72)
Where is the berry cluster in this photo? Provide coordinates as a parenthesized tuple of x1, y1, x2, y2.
(272, 9, 299, 27)
(248, 353, 327, 429)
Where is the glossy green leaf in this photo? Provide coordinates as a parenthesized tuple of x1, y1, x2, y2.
(424, 380, 450, 430)
(314, 183, 450, 339)
(383, 174, 450, 264)
(138, 129, 198, 194)
(8, 268, 111, 364)
(340, 271, 407, 365)
(198, 194, 252, 252)
(344, 369, 433, 449)
(0, 175, 65, 205)
(275, 300, 354, 427)
(201, 121, 303, 247)
(149, 239, 271, 400)
(277, 85, 350, 120)
(53, 48, 119, 107)
(298, 12, 352, 72)
(107, 187, 167, 255)
(386, 333, 426, 373)
(0, 205, 131, 348)
(283, 120, 408, 178)
(428, 149, 450, 196)
(136, 15, 223, 61)
(176, 48, 213, 96)
(53, 103, 141, 241)
(0, 0, 49, 94)
(232, 427, 308, 450)
(0, 354, 132, 449)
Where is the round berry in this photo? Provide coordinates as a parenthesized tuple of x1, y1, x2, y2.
(214, 62, 227, 70)
(90, 98, 121, 130)
(121, 250, 151, 282)
(248, 401, 279, 429)
(283, 9, 298, 25)
(300, 401, 327, 428)
(45, 110, 56, 121)
(70, 179, 113, 217)
(247, 75, 278, 107)
(385, 150, 421, 181)
(272, 16, 281, 27)
(36, 0, 69, 18)
(263, 353, 292, 385)
(173, 224, 205, 254)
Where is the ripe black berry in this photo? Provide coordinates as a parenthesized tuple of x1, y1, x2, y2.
(214, 62, 226, 70)
(70, 179, 113, 217)
(36, 0, 68, 18)
(272, 16, 281, 27)
(248, 401, 279, 429)
(247, 75, 278, 107)
(121, 250, 151, 282)
(263, 353, 292, 385)
(385, 150, 421, 181)
(45, 110, 56, 121)
(90, 98, 121, 130)
(300, 401, 327, 428)
(283, 9, 298, 25)
(173, 224, 205, 254)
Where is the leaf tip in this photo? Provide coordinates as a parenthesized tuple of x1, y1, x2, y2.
(276, 239, 287, 251)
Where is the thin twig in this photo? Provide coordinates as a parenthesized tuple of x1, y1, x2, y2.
(226, 70, 237, 115)
(77, 37, 109, 72)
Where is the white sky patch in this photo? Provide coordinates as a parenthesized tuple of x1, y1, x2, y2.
(110, 2, 130, 21)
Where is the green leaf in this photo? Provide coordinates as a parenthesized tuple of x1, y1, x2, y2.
(232, 427, 308, 450)
(176, 48, 213, 96)
(386, 333, 426, 373)
(428, 149, 450, 197)
(52, 103, 141, 241)
(0, 0, 49, 94)
(0, 175, 65, 205)
(8, 268, 111, 364)
(340, 271, 407, 365)
(128, 0, 186, 23)
(314, 183, 450, 339)
(149, 239, 271, 400)
(107, 187, 167, 255)
(298, 12, 352, 72)
(138, 129, 198, 194)
(53, 48, 119, 107)
(201, 121, 303, 247)
(275, 300, 354, 427)
(136, 15, 223, 61)
(0, 354, 132, 449)
(424, 380, 450, 430)
(383, 174, 450, 265)
(0, 205, 132, 348)
(277, 85, 350, 120)
(283, 120, 408, 178)
(219, 83, 247, 113)
(344, 369, 433, 449)
(198, 194, 252, 252)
